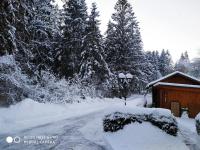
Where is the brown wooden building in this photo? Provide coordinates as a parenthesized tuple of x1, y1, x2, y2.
(146, 71, 200, 118)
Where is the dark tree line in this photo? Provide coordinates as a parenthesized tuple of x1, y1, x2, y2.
(0, 0, 183, 97)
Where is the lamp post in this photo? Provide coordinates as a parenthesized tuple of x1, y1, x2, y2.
(118, 73, 133, 106)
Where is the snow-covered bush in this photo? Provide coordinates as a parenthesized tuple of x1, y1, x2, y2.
(148, 110, 178, 136)
(103, 112, 143, 132)
(0, 55, 97, 105)
(103, 110, 178, 136)
(0, 55, 31, 105)
(30, 72, 97, 103)
(195, 113, 200, 135)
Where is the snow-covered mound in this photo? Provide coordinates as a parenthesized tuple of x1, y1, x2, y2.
(104, 122, 189, 150)
(195, 113, 200, 135)
(103, 109, 178, 136)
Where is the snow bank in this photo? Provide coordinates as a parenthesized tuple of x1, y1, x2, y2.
(195, 113, 200, 135)
(104, 122, 189, 150)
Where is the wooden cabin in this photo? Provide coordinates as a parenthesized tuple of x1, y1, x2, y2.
(146, 71, 200, 118)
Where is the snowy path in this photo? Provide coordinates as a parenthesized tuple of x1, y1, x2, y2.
(0, 95, 147, 150)
(0, 111, 112, 150)
(177, 118, 200, 150)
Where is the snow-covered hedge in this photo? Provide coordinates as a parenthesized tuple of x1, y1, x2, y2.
(103, 110, 178, 136)
(195, 113, 200, 135)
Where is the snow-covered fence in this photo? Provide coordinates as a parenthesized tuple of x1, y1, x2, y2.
(103, 111, 178, 136)
(195, 113, 200, 135)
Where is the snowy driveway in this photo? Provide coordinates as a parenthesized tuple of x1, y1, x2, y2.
(0, 96, 199, 150)
(0, 97, 140, 150)
(0, 111, 112, 150)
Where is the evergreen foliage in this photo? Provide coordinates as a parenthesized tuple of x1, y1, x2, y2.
(0, 0, 187, 101)
(175, 51, 191, 73)
(79, 3, 110, 86)
(105, 0, 152, 92)
(159, 49, 174, 76)
(60, 0, 88, 78)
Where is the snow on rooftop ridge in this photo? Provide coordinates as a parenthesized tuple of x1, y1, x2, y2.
(147, 71, 200, 88)
(154, 82, 200, 89)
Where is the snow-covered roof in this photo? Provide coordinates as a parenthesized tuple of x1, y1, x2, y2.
(153, 82, 200, 89)
(146, 71, 200, 88)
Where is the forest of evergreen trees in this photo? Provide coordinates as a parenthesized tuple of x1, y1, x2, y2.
(0, 0, 200, 103)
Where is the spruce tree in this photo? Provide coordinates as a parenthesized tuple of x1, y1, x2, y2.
(0, 0, 17, 55)
(105, 0, 149, 92)
(146, 51, 162, 82)
(159, 49, 174, 76)
(29, 0, 56, 75)
(61, 0, 88, 78)
(190, 58, 200, 78)
(79, 3, 110, 85)
(175, 51, 191, 73)
(80, 3, 109, 85)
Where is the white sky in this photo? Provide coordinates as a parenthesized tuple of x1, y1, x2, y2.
(56, 0, 200, 62)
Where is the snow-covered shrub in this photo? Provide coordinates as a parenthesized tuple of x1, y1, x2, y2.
(28, 71, 97, 104)
(195, 113, 200, 135)
(103, 110, 178, 136)
(0, 55, 97, 105)
(148, 110, 178, 136)
(0, 55, 31, 105)
(103, 112, 143, 132)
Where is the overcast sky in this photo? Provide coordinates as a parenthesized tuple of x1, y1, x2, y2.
(57, 0, 200, 62)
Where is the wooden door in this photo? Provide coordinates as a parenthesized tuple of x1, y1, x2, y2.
(171, 102, 180, 117)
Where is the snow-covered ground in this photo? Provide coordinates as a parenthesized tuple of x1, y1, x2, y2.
(0, 95, 198, 150)
(177, 118, 200, 150)
(104, 122, 188, 150)
(0, 95, 147, 134)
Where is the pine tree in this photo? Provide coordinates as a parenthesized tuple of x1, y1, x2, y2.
(13, 0, 36, 76)
(104, 20, 116, 71)
(146, 51, 161, 81)
(0, 0, 17, 55)
(105, 0, 149, 93)
(79, 3, 110, 85)
(159, 50, 174, 76)
(175, 51, 191, 73)
(29, 0, 57, 75)
(61, 0, 88, 78)
(190, 58, 200, 78)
